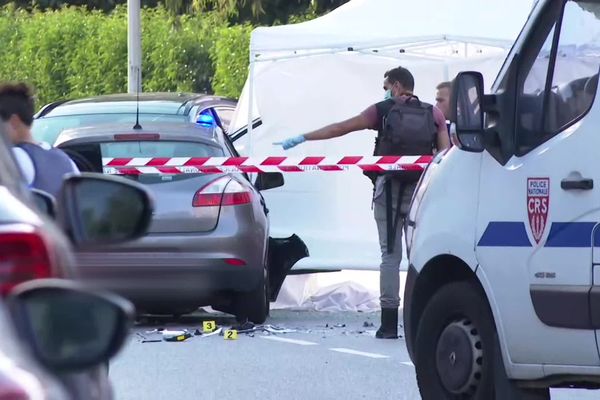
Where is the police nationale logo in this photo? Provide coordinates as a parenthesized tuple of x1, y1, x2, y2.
(527, 178, 550, 244)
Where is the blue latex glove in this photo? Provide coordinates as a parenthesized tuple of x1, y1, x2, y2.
(273, 135, 306, 150)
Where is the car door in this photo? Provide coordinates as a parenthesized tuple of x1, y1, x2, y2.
(476, 0, 600, 367)
(218, 131, 307, 301)
(213, 106, 236, 132)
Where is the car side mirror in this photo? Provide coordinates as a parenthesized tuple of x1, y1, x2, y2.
(7, 279, 134, 372)
(450, 71, 486, 152)
(31, 189, 56, 218)
(255, 172, 284, 191)
(58, 173, 154, 247)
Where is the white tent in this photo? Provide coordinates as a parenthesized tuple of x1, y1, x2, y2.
(230, 0, 536, 279)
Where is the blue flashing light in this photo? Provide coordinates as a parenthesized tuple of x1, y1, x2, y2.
(197, 112, 216, 128)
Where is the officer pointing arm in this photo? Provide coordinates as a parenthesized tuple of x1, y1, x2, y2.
(275, 66, 449, 340)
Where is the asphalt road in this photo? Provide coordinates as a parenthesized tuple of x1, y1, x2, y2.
(110, 310, 600, 400)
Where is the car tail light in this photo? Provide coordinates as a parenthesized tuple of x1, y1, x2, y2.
(224, 258, 246, 267)
(0, 232, 52, 296)
(192, 177, 252, 207)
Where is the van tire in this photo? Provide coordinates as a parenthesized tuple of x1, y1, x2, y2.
(415, 281, 496, 400)
(236, 267, 269, 324)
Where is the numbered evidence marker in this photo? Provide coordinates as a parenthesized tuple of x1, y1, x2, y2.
(224, 330, 238, 340)
(203, 321, 217, 333)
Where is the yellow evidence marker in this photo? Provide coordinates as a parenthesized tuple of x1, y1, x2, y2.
(224, 330, 238, 340)
(203, 321, 217, 332)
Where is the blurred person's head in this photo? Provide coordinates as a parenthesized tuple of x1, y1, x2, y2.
(0, 82, 35, 144)
(435, 81, 452, 120)
(383, 66, 415, 99)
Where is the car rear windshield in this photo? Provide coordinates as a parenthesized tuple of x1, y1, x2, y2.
(101, 141, 224, 184)
(62, 140, 224, 184)
(33, 114, 187, 145)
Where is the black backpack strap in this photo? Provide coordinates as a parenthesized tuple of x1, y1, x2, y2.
(376, 99, 396, 131)
(385, 180, 407, 254)
(385, 179, 394, 254)
(404, 94, 421, 106)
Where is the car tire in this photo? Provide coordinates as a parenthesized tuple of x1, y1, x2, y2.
(415, 281, 496, 400)
(236, 267, 269, 324)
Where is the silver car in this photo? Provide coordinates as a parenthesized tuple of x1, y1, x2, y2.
(55, 122, 308, 323)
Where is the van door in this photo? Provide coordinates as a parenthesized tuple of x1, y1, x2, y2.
(476, 0, 600, 367)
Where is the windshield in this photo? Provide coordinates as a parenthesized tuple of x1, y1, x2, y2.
(100, 141, 223, 159)
(33, 114, 187, 146)
(63, 140, 224, 185)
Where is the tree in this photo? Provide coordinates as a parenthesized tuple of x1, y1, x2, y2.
(0, 0, 348, 22)
(167, 0, 348, 23)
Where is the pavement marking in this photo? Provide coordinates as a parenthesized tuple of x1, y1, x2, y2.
(260, 336, 318, 346)
(329, 348, 390, 359)
(401, 361, 415, 367)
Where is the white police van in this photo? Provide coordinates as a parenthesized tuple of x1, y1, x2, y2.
(404, 0, 600, 398)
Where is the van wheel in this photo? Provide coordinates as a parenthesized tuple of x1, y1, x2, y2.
(236, 267, 269, 324)
(415, 281, 496, 400)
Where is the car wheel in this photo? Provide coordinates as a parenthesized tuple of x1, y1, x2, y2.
(415, 281, 496, 400)
(236, 267, 269, 324)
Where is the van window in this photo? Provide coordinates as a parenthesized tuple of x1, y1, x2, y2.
(517, 0, 600, 155)
(549, 1, 600, 130)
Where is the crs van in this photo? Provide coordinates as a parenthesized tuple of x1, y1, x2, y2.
(404, 0, 600, 398)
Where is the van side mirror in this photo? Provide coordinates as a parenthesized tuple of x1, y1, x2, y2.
(7, 279, 134, 372)
(255, 172, 284, 191)
(451, 71, 486, 152)
(58, 173, 154, 247)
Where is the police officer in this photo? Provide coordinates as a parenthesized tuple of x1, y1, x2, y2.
(276, 66, 449, 339)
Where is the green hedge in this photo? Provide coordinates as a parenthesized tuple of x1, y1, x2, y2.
(211, 24, 251, 99)
(0, 5, 251, 107)
(0, 4, 324, 107)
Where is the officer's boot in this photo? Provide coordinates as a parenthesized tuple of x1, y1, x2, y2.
(375, 308, 398, 339)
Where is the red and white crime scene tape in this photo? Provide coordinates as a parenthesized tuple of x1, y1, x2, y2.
(102, 156, 433, 175)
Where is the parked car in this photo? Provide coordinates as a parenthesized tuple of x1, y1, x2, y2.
(54, 121, 308, 323)
(0, 122, 153, 399)
(33, 93, 238, 147)
(1, 279, 135, 400)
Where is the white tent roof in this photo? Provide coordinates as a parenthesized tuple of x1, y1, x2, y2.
(251, 0, 536, 59)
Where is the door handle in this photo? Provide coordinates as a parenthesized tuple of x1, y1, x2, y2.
(561, 178, 594, 190)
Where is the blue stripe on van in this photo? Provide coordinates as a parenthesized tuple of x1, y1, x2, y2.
(545, 222, 596, 248)
(478, 222, 532, 247)
(478, 221, 600, 248)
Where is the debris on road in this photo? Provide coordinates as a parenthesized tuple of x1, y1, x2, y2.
(136, 322, 298, 343)
(363, 321, 375, 328)
(325, 323, 346, 329)
(263, 325, 297, 334)
(201, 327, 223, 338)
(163, 330, 193, 342)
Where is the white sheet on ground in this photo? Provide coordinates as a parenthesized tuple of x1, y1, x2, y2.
(272, 271, 408, 312)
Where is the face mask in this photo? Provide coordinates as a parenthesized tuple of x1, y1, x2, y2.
(384, 89, 393, 100)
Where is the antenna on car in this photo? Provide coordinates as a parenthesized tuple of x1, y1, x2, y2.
(133, 66, 142, 130)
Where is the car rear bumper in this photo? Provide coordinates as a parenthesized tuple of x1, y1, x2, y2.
(77, 257, 260, 309)
(74, 217, 267, 309)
